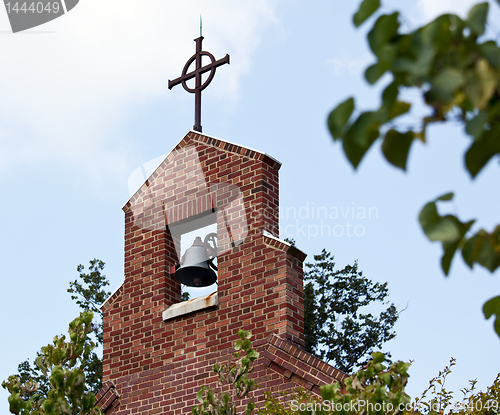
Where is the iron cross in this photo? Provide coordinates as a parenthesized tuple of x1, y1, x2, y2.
(168, 37, 230, 133)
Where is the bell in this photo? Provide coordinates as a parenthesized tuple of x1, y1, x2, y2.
(175, 236, 217, 287)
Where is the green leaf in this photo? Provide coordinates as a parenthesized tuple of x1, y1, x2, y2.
(353, 0, 380, 27)
(492, 225, 500, 253)
(379, 372, 392, 384)
(377, 82, 411, 122)
(381, 129, 414, 170)
(483, 296, 500, 319)
(380, 82, 398, 115)
(476, 234, 500, 272)
(393, 43, 435, 78)
(196, 387, 204, 403)
(476, 59, 497, 106)
(419, 202, 461, 243)
(464, 59, 497, 110)
(483, 296, 500, 336)
(441, 241, 457, 275)
(347, 111, 380, 148)
(463, 230, 500, 272)
(245, 401, 255, 415)
(328, 97, 355, 140)
(479, 41, 500, 69)
(371, 352, 385, 363)
(81, 392, 95, 410)
(436, 192, 454, 201)
(343, 112, 380, 168)
(365, 62, 387, 84)
(430, 69, 463, 102)
(368, 13, 400, 56)
(441, 220, 473, 275)
(42, 398, 54, 412)
(419, 202, 438, 231)
(388, 101, 411, 120)
(467, 2, 488, 36)
(462, 234, 477, 268)
(465, 125, 500, 177)
(419, 197, 474, 275)
(8, 393, 22, 413)
(465, 110, 488, 139)
(431, 217, 462, 243)
(320, 384, 336, 401)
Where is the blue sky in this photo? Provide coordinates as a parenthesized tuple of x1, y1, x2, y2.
(1, 0, 499, 411)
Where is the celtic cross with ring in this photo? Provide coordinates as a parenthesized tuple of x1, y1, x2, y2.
(168, 37, 230, 133)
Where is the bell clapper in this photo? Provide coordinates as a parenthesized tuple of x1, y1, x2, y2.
(204, 232, 217, 260)
(204, 233, 218, 271)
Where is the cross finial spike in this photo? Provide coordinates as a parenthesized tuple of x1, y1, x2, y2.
(168, 36, 230, 133)
(200, 14, 202, 37)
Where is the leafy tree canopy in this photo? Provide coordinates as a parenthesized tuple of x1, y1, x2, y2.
(304, 249, 399, 373)
(193, 330, 500, 415)
(328, 0, 500, 336)
(68, 259, 110, 345)
(10, 259, 111, 401)
(67, 259, 111, 395)
(2, 312, 102, 415)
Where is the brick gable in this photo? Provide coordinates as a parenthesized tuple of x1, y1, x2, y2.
(99, 131, 345, 414)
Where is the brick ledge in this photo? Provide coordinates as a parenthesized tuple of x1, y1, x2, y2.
(95, 380, 119, 413)
(261, 334, 347, 395)
(162, 292, 219, 321)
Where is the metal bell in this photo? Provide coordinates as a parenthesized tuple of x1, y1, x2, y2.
(175, 236, 217, 287)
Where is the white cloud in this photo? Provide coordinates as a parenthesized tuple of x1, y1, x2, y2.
(416, 0, 482, 21)
(0, 0, 279, 181)
(325, 52, 372, 76)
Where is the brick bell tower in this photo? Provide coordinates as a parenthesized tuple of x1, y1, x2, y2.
(96, 131, 346, 414)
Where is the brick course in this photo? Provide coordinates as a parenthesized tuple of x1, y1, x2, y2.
(99, 131, 345, 414)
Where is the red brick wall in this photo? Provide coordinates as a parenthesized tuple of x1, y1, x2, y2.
(100, 131, 325, 414)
